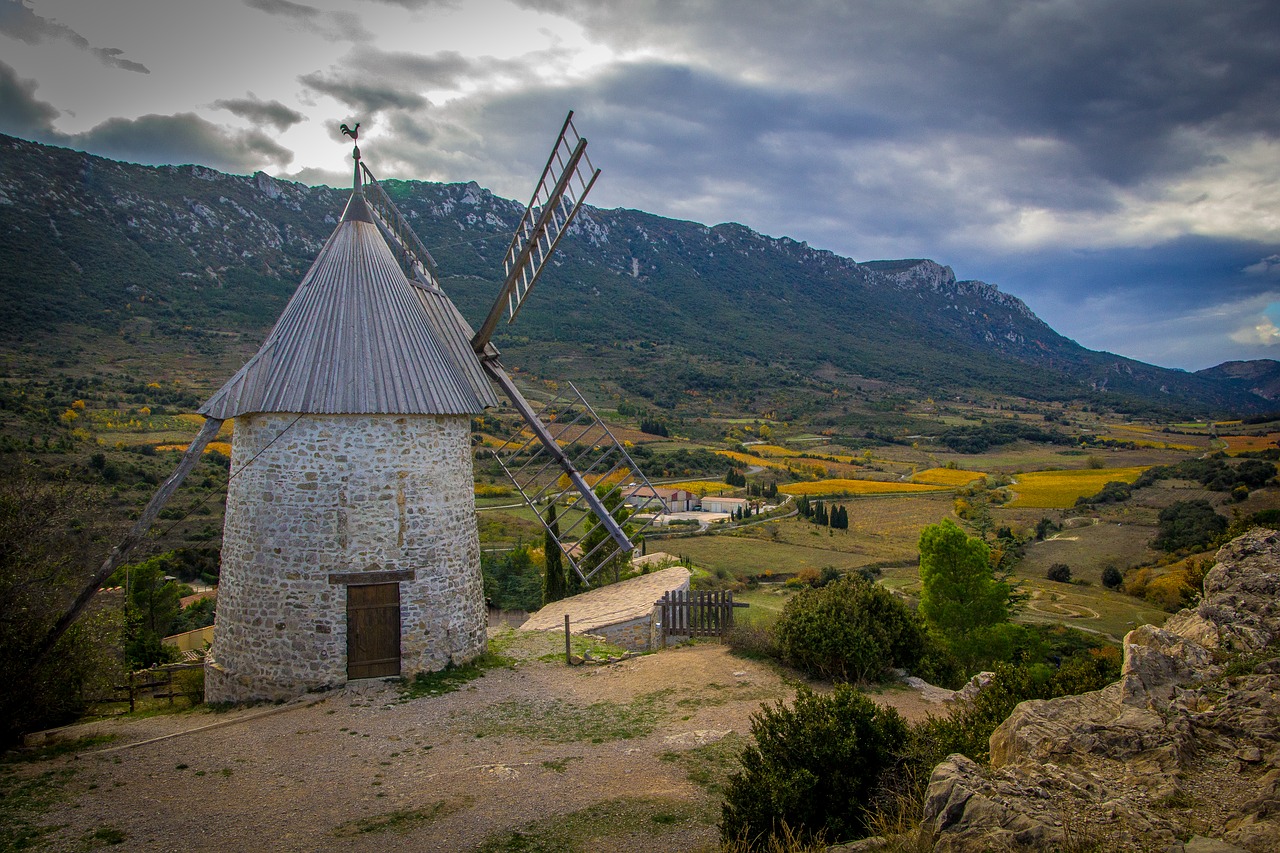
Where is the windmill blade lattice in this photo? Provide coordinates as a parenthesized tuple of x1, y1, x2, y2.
(490, 381, 660, 584)
(472, 111, 600, 351)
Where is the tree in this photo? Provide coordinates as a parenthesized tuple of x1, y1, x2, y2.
(720, 684, 909, 849)
(918, 519, 1010, 638)
(1, 476, 123, 746)
(1046, 563, 1072, 583)
(1153, 500, 1228, 552)
(575, 486, 635, 584)
(1101, 564, 1123, 589)
(541, 503, 568, 606)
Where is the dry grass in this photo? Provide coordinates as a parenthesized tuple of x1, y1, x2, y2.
(1007, 466, 1148, 508)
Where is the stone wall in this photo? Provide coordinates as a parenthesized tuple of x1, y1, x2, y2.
(206, 412, 485, 702)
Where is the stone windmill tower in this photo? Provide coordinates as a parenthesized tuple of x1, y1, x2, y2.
(33, 114, 656, 695)
(198, 132, 501, 701)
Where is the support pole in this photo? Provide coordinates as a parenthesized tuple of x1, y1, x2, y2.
(31, 416, 225, 670)
(564, 614, 572, 666)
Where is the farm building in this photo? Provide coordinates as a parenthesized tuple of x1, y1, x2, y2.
(202, 159, 498, 703)
(622, 485, 698, 513)
(701, 496, 750, 515)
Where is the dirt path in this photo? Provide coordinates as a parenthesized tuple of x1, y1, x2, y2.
(24, 637, 939, 852)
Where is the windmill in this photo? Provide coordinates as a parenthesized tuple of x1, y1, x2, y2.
(356, 111, 660, 586)
(32, 112, 661, 700)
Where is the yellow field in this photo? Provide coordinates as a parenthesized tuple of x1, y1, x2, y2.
(750, 444, 803, 457)
(778, 479, 948, 497)
(1007, 466, 1148, 508)
(715, 450, 791, 470)
(912, 467, 985, 486)
(752, 444, 862, 464)
(155, 441, 234, 456)
(1222, 433, 1280, 455)
(1095, 436, 1200, 452)
(667, 480, 736, 495)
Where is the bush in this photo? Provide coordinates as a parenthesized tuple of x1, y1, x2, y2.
(721, 684, 909, 849)
(1101, 565, 1123, 589)
(906, 650, 1120, 773)
(1046, 563, 1072, 583)
(726, 619, 779, 660)
(1153, 500, 1227, 552)
(774, 577, 925, 683)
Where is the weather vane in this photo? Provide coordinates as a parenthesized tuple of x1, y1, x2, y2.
(340, 122, 361, 161)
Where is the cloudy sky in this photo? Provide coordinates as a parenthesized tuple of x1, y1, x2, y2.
(2, 0, 1278, 371)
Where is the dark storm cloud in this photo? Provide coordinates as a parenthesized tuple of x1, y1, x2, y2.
(344, 45, 479, 89)
(242, 0, 371, 42)
(72, 112, 293, 173)
(298, 70, 427, 113)
(0, 60, 58, 138)
(519, 0, 1280, 190)
(0, 0, 149, 73)
(212, 95, 306, 133)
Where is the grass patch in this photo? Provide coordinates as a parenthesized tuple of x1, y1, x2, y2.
(659, 733, 749, 796)
(84, 825, 127, 846)
(3, 734, 117, 764)
(468, 689, 674, 743)
(0, 766, 76, 851)
(540, 757, 581, 774)
(475, 796, 706, 852)
(330, 796, 473, 837)
(398, 651, 513, 700)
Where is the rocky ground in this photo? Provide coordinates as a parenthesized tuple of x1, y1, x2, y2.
(12, 635, 937, 852)
(921, 528, 1280, 852)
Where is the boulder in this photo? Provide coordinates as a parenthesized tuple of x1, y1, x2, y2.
(921, 529, 1280, 851)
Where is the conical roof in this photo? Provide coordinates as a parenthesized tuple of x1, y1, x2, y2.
(200, 173, 498, 419)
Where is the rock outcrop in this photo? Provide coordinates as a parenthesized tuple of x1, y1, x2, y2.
(921, 529, 1280, 851)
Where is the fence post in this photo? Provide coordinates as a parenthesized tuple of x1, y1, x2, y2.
(564, 614, 571, 666)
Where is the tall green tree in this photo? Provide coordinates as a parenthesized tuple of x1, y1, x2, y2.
(542, 503, 568, 606)
(918, 519, 1010, 638)
(576, 486, 634, 585)
(1, 476, 122, 745)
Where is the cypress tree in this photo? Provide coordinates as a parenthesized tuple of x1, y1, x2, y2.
(542, 503, 567, 605)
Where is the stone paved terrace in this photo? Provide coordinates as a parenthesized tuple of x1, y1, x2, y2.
(519, 562, 691, 635)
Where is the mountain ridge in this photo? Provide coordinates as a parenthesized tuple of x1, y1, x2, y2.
(0, 133, 1266, 416)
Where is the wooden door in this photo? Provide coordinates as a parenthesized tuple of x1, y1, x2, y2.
(346, 582, 401, 679)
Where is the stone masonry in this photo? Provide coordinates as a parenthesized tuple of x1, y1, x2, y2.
(205, 412, 485, 702)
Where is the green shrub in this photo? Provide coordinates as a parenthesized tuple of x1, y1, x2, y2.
(774, 576, 924, 683)
(1101, 565, 1123, 589)
(720, 684, 909, 849)
(1153, 500, 1227, 552)
(1046, 563, 1072, 583)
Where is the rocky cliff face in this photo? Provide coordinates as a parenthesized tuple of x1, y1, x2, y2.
(922, 528, 1280, 852)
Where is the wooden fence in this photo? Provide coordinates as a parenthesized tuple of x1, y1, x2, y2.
(93, 662, 205, 712)
(657, 589, 747, 640)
